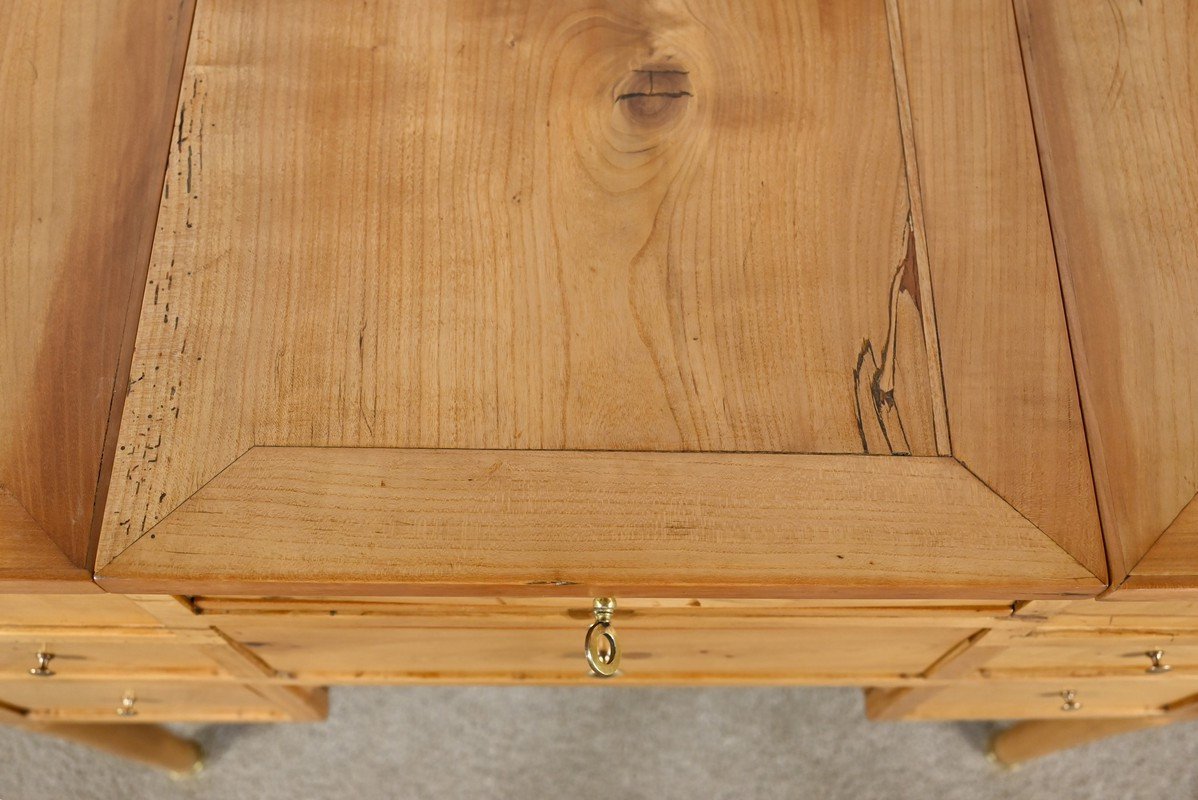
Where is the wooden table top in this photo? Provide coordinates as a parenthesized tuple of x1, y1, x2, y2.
(2, 0, 1195, 599)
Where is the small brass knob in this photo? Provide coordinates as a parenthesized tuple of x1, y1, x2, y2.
(116, 692, 138, 718)
(1146, 649, 1172, 674)
(585, 597, 620, 678)
(29, 651, 55, 677)
(1060, 689, 1081, 712)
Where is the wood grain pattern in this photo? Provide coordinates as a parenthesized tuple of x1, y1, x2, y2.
(1016, 0, 1198, 583)
(896, 0, 1104, 579)
(190, 596, 1017, 624)
(0, 0, 195, 574)
(207, 619, 968, 684)
(99, 0, 945, 565)
(0, 490, 92, 591)
(97, 447, 1100, 597)
(0, 593, 155, 626)
(1121, 494, 1198, 588)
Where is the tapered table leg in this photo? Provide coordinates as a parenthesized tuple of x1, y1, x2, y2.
(19, 722, 204, 775)
(990, 717, 1175, 766)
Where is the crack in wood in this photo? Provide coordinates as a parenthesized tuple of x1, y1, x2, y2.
(853, 220, 920, 456)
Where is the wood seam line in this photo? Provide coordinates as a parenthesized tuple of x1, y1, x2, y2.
(952, 459, 1105, 585)
(919, 628, 990, 679)
(206, 626, 281, 679)
(1010, 0, 1119, 586)
(883, 0, 953, 456)
(86, 0, 202, 575)
(94, 444, 253, 575)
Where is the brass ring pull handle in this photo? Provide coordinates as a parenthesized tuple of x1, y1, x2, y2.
(117, 692, 138, 718)
(585, 597, 620, 678)
(1146, 649, 1172, 674)
(29, 651, 55, 677)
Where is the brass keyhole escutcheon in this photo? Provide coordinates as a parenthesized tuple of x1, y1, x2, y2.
(585, 597, 621, 678)
(1059, 689, 1081, 712)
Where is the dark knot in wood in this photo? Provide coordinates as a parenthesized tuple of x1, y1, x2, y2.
(614, 67, 692, 126)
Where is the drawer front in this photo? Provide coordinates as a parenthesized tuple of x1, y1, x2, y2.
(0, 680, 288, 722)
(0, 594, 161, 628)
(0, 636, 224, 679)
(892, 679, 1198, 720)
(984, 635, 1198, 677)
(1052, 599, 1198, 622)
(216, 619, 970, 683)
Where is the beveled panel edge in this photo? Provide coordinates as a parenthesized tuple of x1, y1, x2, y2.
(94, 446, 1103, 599)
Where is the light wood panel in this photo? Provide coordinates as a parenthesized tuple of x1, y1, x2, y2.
(1016, 0, 1198, 584)
(895, 0, 1103, 579)
(97, 0, 955, 576)
(1122, 494, 1198, 591)
(0, 0, 195, 578)
(0, 593, 160, 628)
(96, 447, 1100, 597)
(0, 490, 91, 591)
(191, 595, 1017, 624)
(1051, 599, 1198, 624)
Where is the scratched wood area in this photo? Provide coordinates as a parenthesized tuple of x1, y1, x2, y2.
(1016, 0, 1198, 586)
(0, 0, 195, 580)
(97, 0, 947, 565)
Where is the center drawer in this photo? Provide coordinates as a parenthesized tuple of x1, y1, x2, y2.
(207, 601, 980, 684)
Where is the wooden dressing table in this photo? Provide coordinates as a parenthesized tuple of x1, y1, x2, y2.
(3, 0, 1197, 773)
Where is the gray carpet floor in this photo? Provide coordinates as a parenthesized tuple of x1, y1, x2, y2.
(1, 686, 1194, 799)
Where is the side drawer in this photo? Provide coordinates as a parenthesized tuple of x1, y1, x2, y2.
(213, 613, 974, 684)
(982, 633, 1198, 678)
(0, 680, 291, 722)
(873, 679, 1198, 721)
(0, 634, 227, 679)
